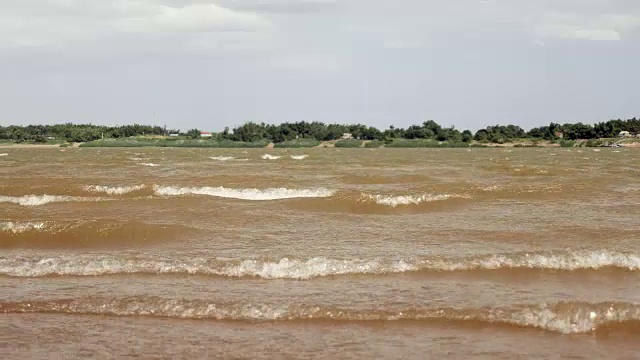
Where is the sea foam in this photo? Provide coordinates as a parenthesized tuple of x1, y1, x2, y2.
(360, 193, 467, 207)
(0, 221, 47, 234)
(2, 250, 638, 279)
(2, 297, 640, 334)
(261, 154, 281, 160)
(153, 185, 335, 201)
(0, 195, 94, 207)
(210, 156, 235, 161)
(83, 185, 146, 195)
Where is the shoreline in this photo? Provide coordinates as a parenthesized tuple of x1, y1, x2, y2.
(0, 143, 82, 149)
(1, 140, 638, 149)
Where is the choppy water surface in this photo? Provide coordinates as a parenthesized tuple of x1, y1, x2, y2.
(1, 147, 640, 359)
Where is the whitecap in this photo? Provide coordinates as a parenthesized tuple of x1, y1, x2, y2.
(360, 193, 468, 207)
(261, 154, 281, 160)
(153, 185, 335, 201)
(210, 156, 235, 161)
(83, 185, 146, 195)
(0, 221, 47, 234)
(0, 195, 95, 207)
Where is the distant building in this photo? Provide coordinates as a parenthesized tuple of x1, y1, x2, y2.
(200, 132, 213, 138)
(554, 131, 564, 139)
(619, 131, 631, 138)
(341, 133, 353, 140)
(169, 134, 179, 137)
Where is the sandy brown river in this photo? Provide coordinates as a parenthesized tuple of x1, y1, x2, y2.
(1, 147, 640, 359)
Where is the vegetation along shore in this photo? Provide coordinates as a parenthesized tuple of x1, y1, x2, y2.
(1, 118, 639, 148)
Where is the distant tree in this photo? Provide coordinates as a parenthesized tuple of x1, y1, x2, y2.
(461, 130, 473, 143)
(186, 129, 201, 139)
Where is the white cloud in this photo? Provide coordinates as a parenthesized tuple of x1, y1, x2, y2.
(535, 12, 640, 42)
(118, 4, 266, 33)
(218, 0, 340, 14)
(0, 1, 269, 48)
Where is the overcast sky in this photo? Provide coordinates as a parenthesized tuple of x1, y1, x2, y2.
(1, 0, 639, 131)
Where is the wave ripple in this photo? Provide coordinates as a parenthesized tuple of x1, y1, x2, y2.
(3, 298, 640, 334)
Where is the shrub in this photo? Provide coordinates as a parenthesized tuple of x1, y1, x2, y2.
(385, 139, 472, 148)
(274, 139, 321, 148)
(335, 139, 363, 148)
(364, 140, 384, 148)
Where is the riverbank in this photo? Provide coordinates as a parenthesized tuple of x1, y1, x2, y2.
(1, 138, 638, 149)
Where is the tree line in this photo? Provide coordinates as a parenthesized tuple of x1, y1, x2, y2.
(1, 118, 638, 143)
(0, 124, 171, 143)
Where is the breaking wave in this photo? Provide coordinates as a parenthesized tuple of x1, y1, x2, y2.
(359, 193, 469, 207)
(1, 250, 638, 278)
(210, 156, 235, 161)
(3, 297, 640, 334)
(0, 194, 97, 206)
(288, 191, 471, 214)
(0, 221, 47, 234)
(83, 185, 146, 195)
(140, 163, 159, 167)
(261, 154, 281, 160)
(152, 185, 335, 201)
(290, 155, 308, 160)
(0, 153, 8, 157)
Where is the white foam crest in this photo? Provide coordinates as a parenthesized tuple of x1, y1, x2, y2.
(3, 251, 638, 278)
(0, 153, 8, 157)
(210, 156, 235, 161)
(290, 155, 308, 160)
(153, 185, 335, 201)
(0, 221, 47, 234)
(227, 258, 416, 279)
(83, 185, 146, 195)
(140, 163, 159, 167)
(0, 256, 414, 279)
(6, 297, 640, 334)
(0, 194, 93, 206)
(507, 302, 640, 334)
(437, 250, 640, 271)
(261, 154, 281, 160)
(361, 193, 467, 207)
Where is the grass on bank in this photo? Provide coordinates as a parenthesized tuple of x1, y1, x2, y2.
(335, 139, 364, 148)
(364, 140, 384, 148)
(80, 138, 269, 148)
(384, 139, 481, 148)
(274, 139, 321, 148)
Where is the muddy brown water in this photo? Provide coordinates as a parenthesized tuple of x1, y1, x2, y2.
(1, 147, 640, 359)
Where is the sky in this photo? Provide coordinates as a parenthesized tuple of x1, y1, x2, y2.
(1, 0, 639, 132)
